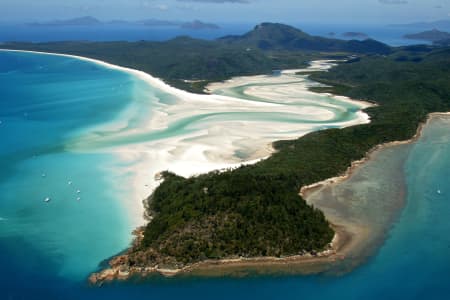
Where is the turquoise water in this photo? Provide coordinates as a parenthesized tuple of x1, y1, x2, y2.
(1, 51, 450, 299)
(0, 51, 140, 282)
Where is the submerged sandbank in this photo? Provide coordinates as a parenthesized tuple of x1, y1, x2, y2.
(301, 113, 449, 273)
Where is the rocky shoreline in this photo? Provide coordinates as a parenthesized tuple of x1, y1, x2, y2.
(88, 225, 346, 285)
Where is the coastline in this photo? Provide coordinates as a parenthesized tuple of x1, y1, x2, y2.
(302, 112, 450, 270)
(88, 224, 347, 283)
(0, 49, 384, 282)
(88, 113, 449, 284)
(300, 112, 446, 199)
(0, 49, 371, 228)
(1, 49, 374, 225)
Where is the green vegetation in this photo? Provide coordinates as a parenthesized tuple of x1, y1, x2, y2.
(128, 46, 450, 268)
(1, 23, 390, 93)
(3, 23, 449, 270)
(219, 23, 392, 54)
(139, 170, 333, 264)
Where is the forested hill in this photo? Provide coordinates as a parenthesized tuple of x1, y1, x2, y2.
(218, 23, 392, 54)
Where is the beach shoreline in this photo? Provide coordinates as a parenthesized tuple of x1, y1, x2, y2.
(0, 49, 374, 226)
(0, 49, 385, 282)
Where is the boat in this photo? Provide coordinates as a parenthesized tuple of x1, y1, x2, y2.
(76, 189, 81, 194)
(76, 197, 81, 201)
(44, 197, 51, 203)
(437, 189, 442, 194)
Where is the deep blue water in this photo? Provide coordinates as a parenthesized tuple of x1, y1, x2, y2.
(1, 51, 450, 300)
(1, 22, 448, 46)
(0, 23, 251, 43)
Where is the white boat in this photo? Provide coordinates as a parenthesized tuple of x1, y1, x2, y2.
(44, 197, 51, 203)
(76, 189, 81, 194)
(68, 181, 72, 185)
(437, 190, 442, 194)
(76, 197, 81, 201)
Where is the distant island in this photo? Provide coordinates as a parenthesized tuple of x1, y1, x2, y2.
(218, 23, 389, 53)
(341, 32, 369, 39)
(28, 16, 102, 26)
(403, 29, 450, 42)
(390, 19, 450, 29)
(136, 19, 181, 27)
(181, 20, 220, 30)
(27, 16, 220, 30)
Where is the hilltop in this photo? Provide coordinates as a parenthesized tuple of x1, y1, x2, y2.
(219, 23, 391, 54)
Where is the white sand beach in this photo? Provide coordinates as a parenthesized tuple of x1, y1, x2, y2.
(1, 50, 373, 229)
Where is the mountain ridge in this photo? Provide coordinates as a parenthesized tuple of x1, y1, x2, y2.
(218, 22, 391, 54)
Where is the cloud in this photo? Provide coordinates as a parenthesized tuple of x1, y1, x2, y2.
(140, 1, 151, 8)
(176, 0, 250, 3)
(140, 1, 169, 11)
(378, 0, 408, 4)
(156, 4, 169, 11)
(177, 3, 200, 11)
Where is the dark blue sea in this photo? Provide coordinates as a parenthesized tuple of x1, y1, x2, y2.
(1, 22, 448, 46)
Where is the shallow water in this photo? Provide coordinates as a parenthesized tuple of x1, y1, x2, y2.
(1, 50, 449, 299)
(305, 142, 412, 273)
(0, 51, 139, 283)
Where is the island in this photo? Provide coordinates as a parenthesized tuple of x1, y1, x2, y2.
(3, 23, 449, 282)
(26, 16, 221, 31)
(341, 32, 369, 39)
(28, 16, 102, 26)
(404, 29, 450, 42)
(181, 20, 220, 30)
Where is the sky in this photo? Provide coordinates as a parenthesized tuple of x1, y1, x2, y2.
(1, 0, 449, 25)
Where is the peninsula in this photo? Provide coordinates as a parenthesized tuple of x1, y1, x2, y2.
(3, 23, 450, 282)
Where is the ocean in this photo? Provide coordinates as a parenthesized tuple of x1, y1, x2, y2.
(1, 50, 449, 300)
(1, 22, 448, 46)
